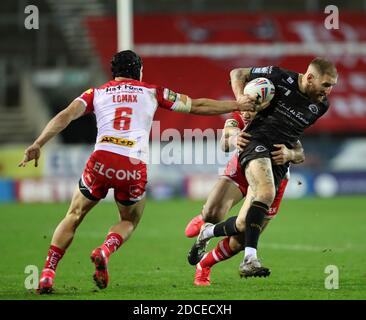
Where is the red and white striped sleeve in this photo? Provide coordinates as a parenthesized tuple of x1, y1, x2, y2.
(156, 86, 180, 111)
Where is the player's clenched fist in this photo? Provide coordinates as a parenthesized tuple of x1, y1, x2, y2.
(271, 144, 294, 165)
(236, 132, 251, 151)
(18, 143, 41, 167)
(236, 94, 257, 111)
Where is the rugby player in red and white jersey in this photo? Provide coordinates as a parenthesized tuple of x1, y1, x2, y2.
(18, 50, 257, 294)
(185, 110, 305, 285)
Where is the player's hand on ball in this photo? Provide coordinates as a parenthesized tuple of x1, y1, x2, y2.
(271, 144, 294, 165)
(255, 100, 271, 112)
(236, 132, 251, 151)
(19, 143, 41, 167)
(236, 94, 256, 112)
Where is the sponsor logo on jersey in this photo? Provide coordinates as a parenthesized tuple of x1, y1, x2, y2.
(255, 145, 267, 152)
(123, 84, 144, 93)
(112, 94, 137, 103)
(252, 66, 273, 74)
(308, 104, 319, 114)
(106, 85, 143, 94)
(286, 77, 294, 84)
(224, 119, 239, 128)
(163, 89, 177, 102)
(99, 136, 136, 147)
(277, 100, 310, 126)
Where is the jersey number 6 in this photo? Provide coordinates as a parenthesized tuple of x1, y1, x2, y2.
(113, 107, 132, 130)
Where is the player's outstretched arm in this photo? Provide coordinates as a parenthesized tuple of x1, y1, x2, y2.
(271, 140, 305, 165)
(189, 95, 256, 115)
(18, 100, 86, 167)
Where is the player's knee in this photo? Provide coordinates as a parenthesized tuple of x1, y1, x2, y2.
(255, 188, 275, 207)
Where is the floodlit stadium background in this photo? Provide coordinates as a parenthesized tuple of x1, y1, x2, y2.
(1, 0, 366, 203)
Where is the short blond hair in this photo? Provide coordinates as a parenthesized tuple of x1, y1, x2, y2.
(310, 57, 338, 78)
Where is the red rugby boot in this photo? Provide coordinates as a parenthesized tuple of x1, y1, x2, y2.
(37, 269, 55, 294)
(91, 247, 109, 289)
(185, 214, 204, 238)
(194, 262, 211, 286)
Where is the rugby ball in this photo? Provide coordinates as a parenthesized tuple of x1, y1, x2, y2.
(244, 77, 275, 105)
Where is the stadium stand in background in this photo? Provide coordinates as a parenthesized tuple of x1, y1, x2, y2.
(0, 0, 366, 202)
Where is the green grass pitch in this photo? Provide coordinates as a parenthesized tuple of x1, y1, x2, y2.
(0, 196, 365, 300)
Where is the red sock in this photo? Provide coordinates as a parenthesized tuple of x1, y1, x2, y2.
(200, 237, 235, 268)
(101, 233, 124, 258)
(44, 245, 65, 272)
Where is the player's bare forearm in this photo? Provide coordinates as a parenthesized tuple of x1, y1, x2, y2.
(34, 111, 73, 147)
(19, 111, 73, 167)
(190, 99, 241, 115)
(34, 100, 86, 147)
(220, 127, 240, 152)
(271, 142, 305, 165)
(190, 98, 255, 115)
(291, 141, 305, 164)
(19, 100, 85, 167)
(230, 68, 252, 100)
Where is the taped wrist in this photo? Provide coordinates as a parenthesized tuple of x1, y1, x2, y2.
(173, 96, 192, 113)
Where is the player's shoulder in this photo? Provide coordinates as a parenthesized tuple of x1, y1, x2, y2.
(268, 67, 299, 88)
(80, 87, 95, 96)
(251, 66, 294, 83)
(263, 66, 299, 83)
(277, 67, 299, 81)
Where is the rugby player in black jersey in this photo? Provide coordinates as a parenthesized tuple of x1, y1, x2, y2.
(188, 57, 338, 278)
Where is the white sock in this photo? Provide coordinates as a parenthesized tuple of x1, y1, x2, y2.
(201, 225, 215, 240)
(244, 247, 257, 260)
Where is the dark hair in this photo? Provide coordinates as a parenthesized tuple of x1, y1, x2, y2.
(310, 57, 338, 78)
(111, 50, 143, 80)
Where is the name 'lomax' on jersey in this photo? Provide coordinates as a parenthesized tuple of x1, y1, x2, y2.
(76, 79, 182, 163)
(246, 66, 329, 148)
